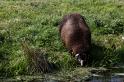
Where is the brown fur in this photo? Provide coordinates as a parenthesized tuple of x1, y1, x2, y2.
(59, 13, 91, 64)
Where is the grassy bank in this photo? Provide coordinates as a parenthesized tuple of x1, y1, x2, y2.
(0, 0, 124, 77)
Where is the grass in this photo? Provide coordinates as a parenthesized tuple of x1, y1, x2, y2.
(0, 0, 124, 78)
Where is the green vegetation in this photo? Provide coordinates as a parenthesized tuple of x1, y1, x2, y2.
(0, 0, 124, 78)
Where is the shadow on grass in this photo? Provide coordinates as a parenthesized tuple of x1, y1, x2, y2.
(88, 43, 123, 67)
(0, 47, 15, 77)
(88, 43, 105, 66)
(116, 46, 124, 64)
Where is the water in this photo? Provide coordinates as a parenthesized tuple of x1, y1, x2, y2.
(86, 73, 124, 82)
(86, 67, 124, 82)
(1, 67, 124, 82)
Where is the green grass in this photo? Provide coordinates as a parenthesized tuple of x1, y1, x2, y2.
(0, 0, 124, 77)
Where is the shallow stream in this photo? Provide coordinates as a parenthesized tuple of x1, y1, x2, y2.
(1, 67, 124, 82)
(86, 67, 124, 82)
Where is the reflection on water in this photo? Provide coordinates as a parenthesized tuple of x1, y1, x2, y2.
(87, 67, 124, 82)
(1, 67, 124, 82)
(86, 74, 124, 82)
